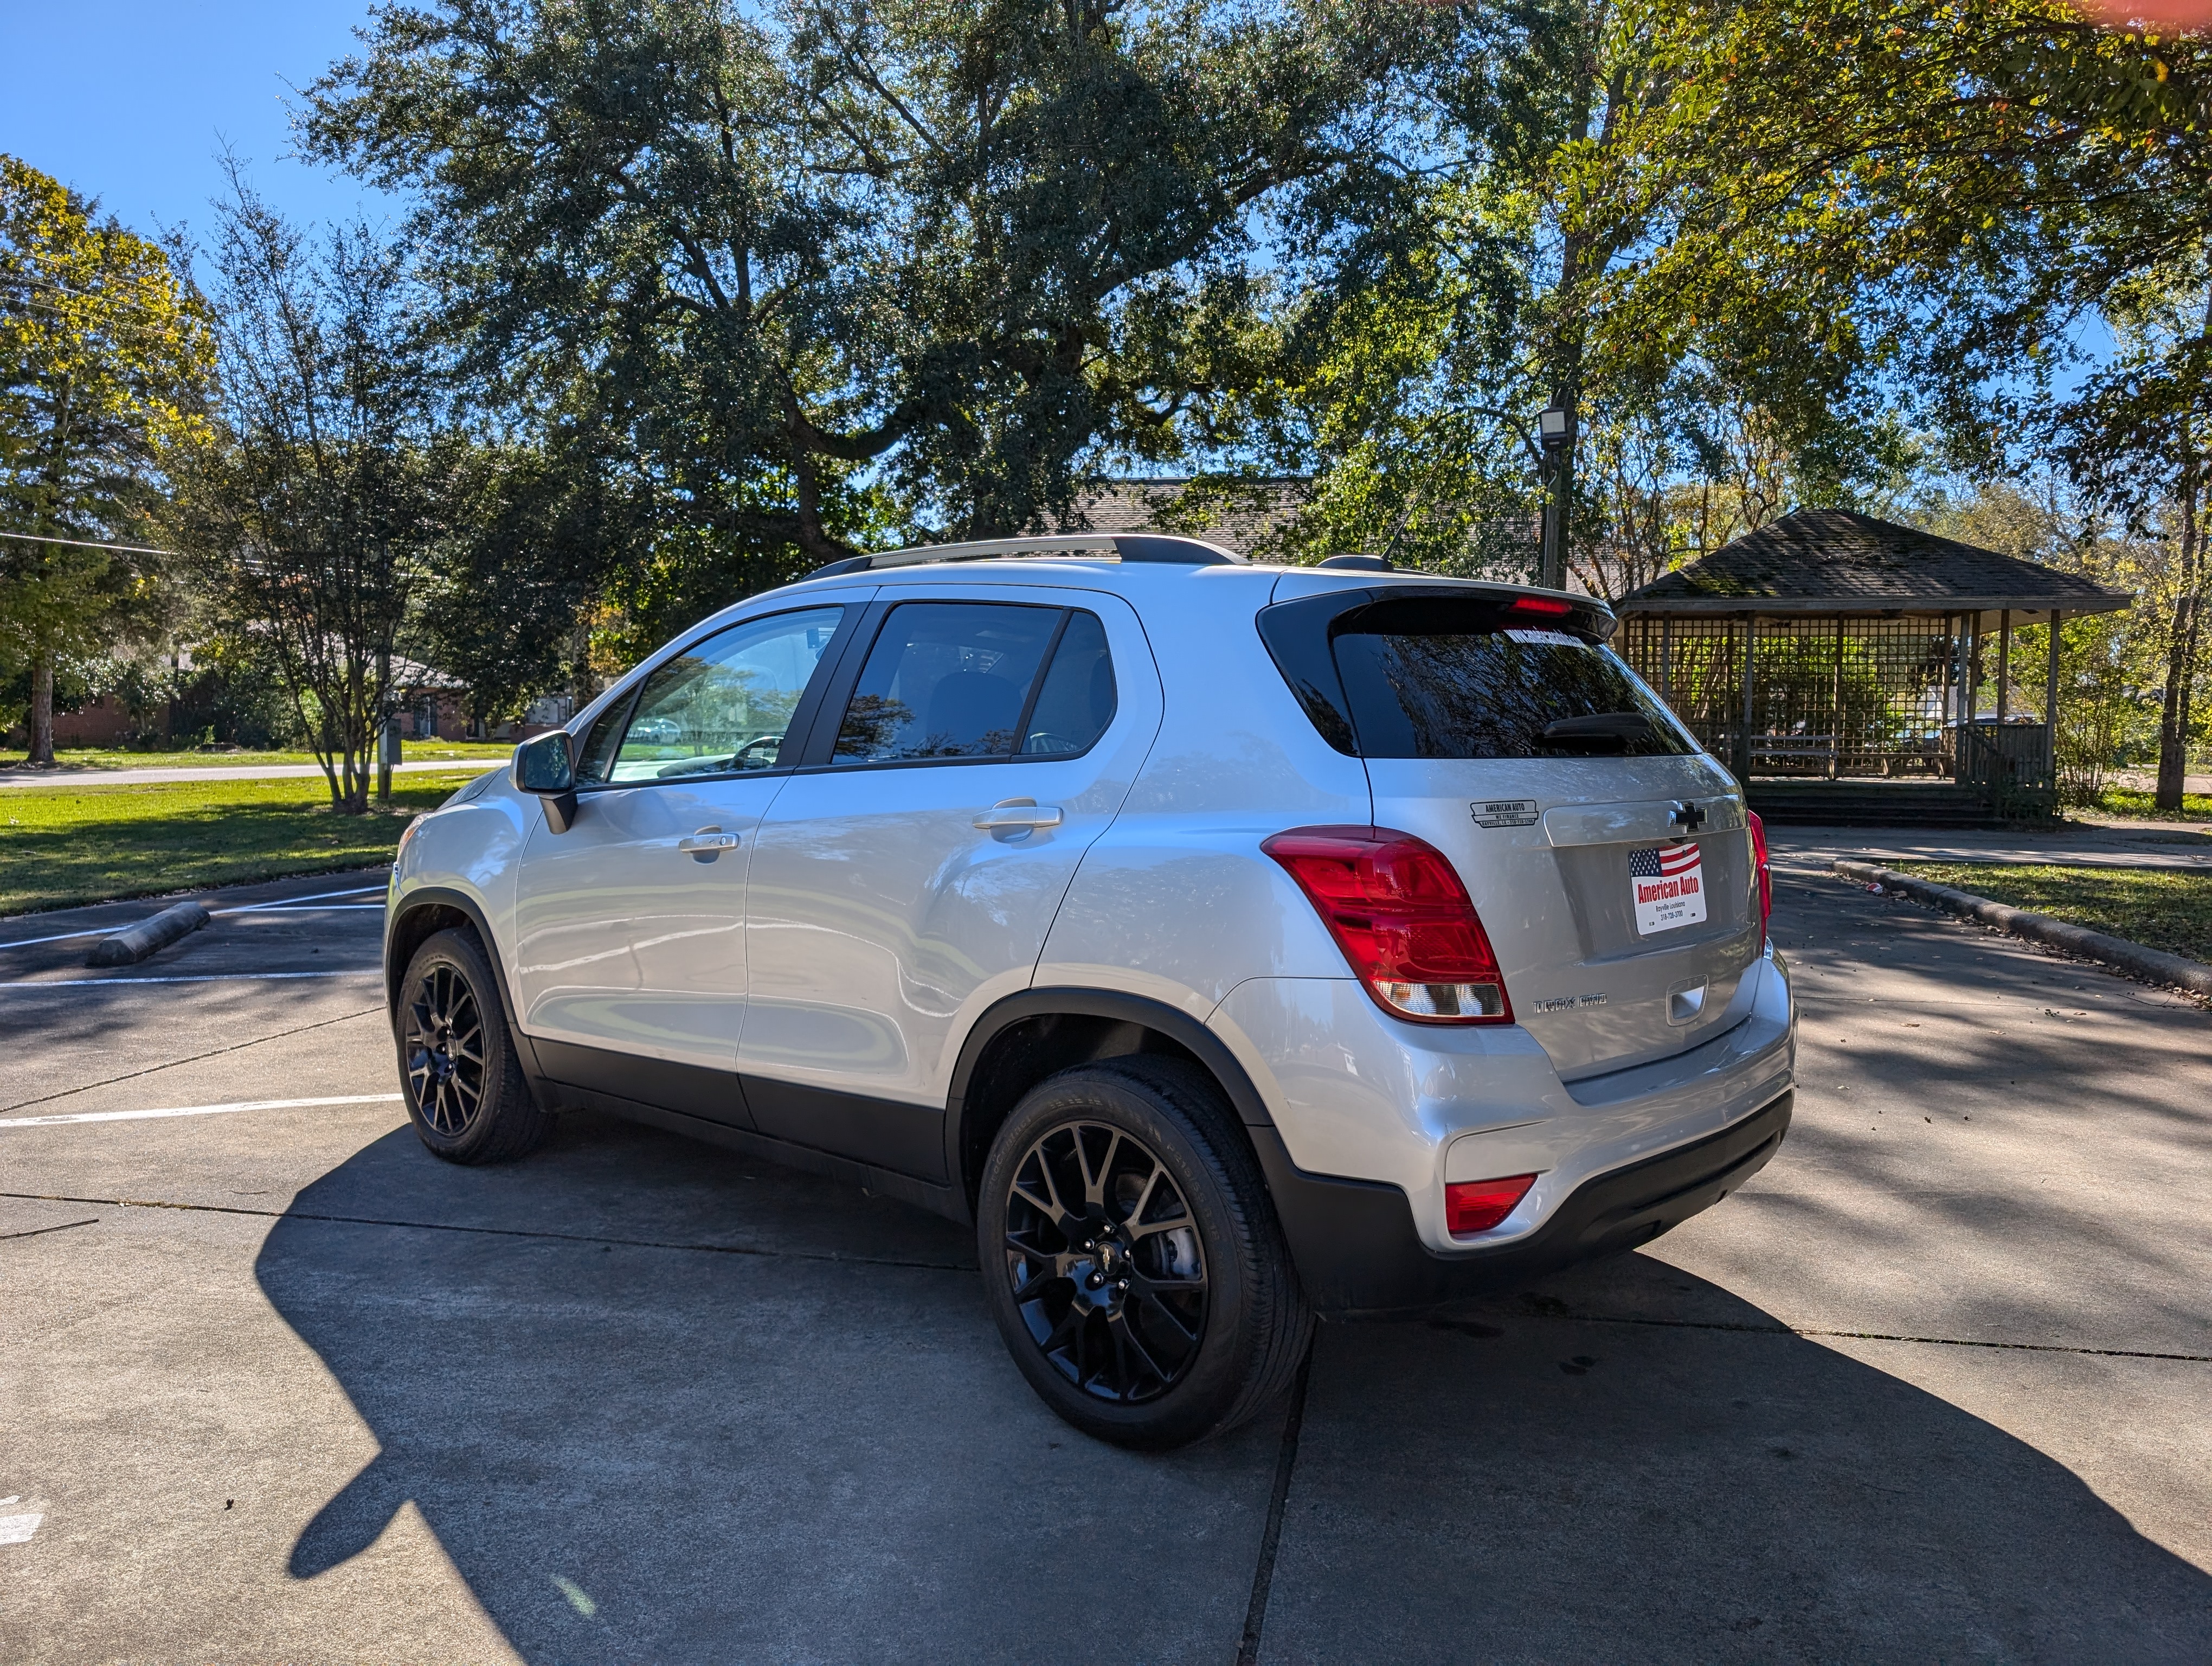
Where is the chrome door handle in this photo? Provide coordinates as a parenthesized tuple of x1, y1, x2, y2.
(677, 831, 741, 858)
(973, 798, 1063, 832)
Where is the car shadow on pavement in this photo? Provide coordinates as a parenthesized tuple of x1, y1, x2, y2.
(256, 1118, 2212, 1664)
(1271, 1252, 2212, 1663)
(254, 1115, 1278, 1665)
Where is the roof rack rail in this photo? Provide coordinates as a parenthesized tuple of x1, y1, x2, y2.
(807, 531, 1245, 579)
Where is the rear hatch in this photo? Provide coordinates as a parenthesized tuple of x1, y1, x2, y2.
(1259, 584, 1761, 1081)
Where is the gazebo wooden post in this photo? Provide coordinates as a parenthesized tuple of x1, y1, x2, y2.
(1968, 614, 1985, 722)
(1829, 615, 1844, 779)
(1738, 611, 1758, 779)
(1997, 608, 2012, 722)
(1660, 617, 1673, 702)
(2045, 610, 2063, 784)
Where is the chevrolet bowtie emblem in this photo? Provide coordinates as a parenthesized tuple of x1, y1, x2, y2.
(1670, 800, 1707, 834)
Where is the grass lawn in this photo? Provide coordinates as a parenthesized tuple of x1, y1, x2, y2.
(0, 772, 480, 915)
(2075, 787, 2212, 824)
(1888, 861, 2212, 965)
(0, 739, 514, 772)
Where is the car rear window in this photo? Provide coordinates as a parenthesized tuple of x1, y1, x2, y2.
(1259, 592, 1695, 760)
(1335, 609, 1693, 759)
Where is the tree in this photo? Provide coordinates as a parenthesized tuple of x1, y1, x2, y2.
(1618, 0, 2212, 804)
(0, 155, 212, 763)
(172, 170, 451, 812)
(1160, 0, 1912, 592)
(298, 0, 1435, 569)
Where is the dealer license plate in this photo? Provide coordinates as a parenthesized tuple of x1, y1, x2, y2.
(1628, 842, 1707, 935)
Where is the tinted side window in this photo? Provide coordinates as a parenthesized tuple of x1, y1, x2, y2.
(1334, 605, 1693, 760)
(1021, 610, 1116, 757)
(831, 603, 1060, 764)
(604, 606, 844, 784)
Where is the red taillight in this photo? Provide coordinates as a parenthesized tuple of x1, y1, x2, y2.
(1446, 1174, 1538, 1235)
(1746, 809, 1772, 940)
(1262, 825, 1513, 1024)
(1504, 595, 1572, 618)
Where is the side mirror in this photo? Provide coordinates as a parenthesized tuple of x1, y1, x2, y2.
(512, 731, 579, 832)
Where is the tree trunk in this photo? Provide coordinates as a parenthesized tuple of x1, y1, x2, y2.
(2156, 592, 2201, 812)
(2156, 465, 2204, 813)
(28, 656, 56, 766)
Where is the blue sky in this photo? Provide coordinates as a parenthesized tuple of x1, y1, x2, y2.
(0, 0, 396, 241)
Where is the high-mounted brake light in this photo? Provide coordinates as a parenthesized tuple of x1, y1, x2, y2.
(1262, 826, 1512, 1024)
(1504, 595, 1573, 619)
(1445, 1174, 1538, 1236)
(1746, 808, 1772, 941)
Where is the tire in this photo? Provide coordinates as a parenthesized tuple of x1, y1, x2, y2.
(394, 927, 554, 1164)
(976, 1055, 1313, 1450)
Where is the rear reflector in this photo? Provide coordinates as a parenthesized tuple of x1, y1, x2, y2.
(1747, 808, 1772, 941)
(1262, 825, 1512, 1024)
(1446, 1174, 1538, 1235)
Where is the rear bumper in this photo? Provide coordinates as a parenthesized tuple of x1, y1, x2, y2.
(1255, 1089, 1793, 1318)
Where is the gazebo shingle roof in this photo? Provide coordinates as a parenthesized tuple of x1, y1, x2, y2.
(1617, 508, 2130, 625)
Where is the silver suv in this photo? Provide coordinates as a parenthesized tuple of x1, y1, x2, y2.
(384, 534, 1795, 1447)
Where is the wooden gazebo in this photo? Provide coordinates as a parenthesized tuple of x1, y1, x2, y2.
(1615, 509, 2131, 824)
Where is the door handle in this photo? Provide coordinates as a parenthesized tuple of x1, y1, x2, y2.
(973, 798, 1064, 832)
(678, 830, 741, 860)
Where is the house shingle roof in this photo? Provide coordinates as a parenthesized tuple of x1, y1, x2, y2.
(1617, 508, 2131, 625)
(1065, 477, 1307, 558)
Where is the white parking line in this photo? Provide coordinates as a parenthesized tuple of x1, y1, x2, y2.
(0, 883, 389, 951)
(0, 971, 382, 989)
(0, 1093, 404, 1129)
(215, 886, 387, 916)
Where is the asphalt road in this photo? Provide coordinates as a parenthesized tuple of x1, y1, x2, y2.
(2, 855, 2208, 1663)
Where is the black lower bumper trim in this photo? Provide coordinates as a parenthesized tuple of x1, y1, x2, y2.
(1253, 1091, 1793, 1318)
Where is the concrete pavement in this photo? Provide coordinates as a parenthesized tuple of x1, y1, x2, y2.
(1, 855, 2207, 1661)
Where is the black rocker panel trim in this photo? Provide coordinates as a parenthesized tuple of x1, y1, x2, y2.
(531, 1036, 751, 1129)
(549, 1081, 965, 1224)
(743, 1074, 949, 1184)
(1251, 1090, 1793, 1318)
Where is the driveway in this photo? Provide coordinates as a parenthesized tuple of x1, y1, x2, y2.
(1, 860, 2207, 1662)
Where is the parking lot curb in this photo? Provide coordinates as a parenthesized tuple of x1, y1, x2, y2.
(85, 899, 211, 967)
(1832, 858, 2212, 999)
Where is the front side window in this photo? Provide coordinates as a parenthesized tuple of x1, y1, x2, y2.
(831, 602, 1062, 764)
(602, 606, 844, 785)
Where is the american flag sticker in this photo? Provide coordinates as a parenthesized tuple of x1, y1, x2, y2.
(1628, 841, 1707, 935)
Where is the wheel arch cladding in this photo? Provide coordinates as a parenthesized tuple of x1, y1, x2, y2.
(947, 989, 1276, 1213)
(386, 889, 515, 1029)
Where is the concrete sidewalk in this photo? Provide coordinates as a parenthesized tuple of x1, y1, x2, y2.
(0, 759, 503, 790)
(1771, 816, 2212, 869)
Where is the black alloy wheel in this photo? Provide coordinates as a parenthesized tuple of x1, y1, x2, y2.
(1002, 1120, 1210, 1404)
(394, 927, 555, 1164)
(404, 962, 487, 1137)
(978, 1056, 1312, 1450)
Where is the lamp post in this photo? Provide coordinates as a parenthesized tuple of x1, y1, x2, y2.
(1538, 396, 1574, 591)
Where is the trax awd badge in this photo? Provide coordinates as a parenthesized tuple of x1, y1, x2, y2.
(1470, 799, 1539, 829)
(1532, 992, 1608, 1015)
